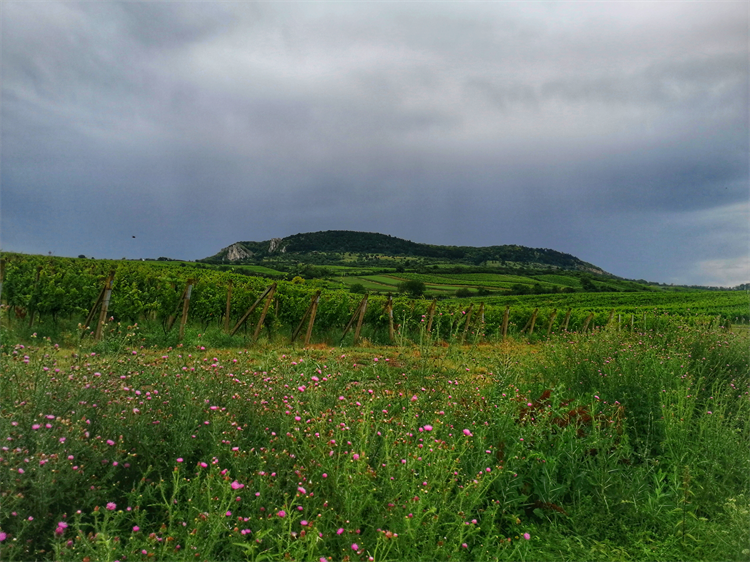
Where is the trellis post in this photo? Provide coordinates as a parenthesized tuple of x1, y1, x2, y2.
(224, 281, 233, 333)
(94, 272, 116, 341)
(426, 299, 437, 333)
(253, 283, 276, 340)
(230, 284, 276, 337)
(178, 279, 195, 341)
(562, 308, 572, 332)
(292, 291, 321, 344)
(582, 312, 595, 334)
(546, 309, 558, 335)
(501, 305, 510, 341)
(0, 259, 5, 308)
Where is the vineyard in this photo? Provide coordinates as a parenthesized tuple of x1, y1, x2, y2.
(1, 253, 747, 348)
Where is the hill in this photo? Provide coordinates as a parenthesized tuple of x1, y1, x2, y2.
(201, 230, 608, 274)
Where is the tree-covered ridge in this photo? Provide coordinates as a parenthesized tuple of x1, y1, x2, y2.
(204, 230, 607, 273)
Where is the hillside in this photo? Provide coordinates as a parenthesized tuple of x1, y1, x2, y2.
(202, 230, 609, 274)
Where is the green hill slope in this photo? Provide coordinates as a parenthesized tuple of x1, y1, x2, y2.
(202, 230, 608, 274)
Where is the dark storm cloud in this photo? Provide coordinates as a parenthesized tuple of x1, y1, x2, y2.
(1, 2, 748, 285)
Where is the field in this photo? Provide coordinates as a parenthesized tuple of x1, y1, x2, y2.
(1, 321, 749, 561)
(2, 254, 748, 353)
(1, 253, 749, 561)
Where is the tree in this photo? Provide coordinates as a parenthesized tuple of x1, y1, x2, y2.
(350, 283, 367, 294)
(398, 280, 426, 298)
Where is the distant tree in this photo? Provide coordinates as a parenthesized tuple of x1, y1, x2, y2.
(350, 283, 367, 294)
(455, 288, 472, 298)
(398, 280, 426, 298)
(78, 254, 86, 259)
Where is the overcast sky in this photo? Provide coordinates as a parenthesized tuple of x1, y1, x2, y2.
(2, 2, 748, 286)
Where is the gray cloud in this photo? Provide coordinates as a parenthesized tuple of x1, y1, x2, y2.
(2, 2, 748, 285)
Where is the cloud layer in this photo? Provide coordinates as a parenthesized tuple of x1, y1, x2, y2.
(2, 2, 748, 285)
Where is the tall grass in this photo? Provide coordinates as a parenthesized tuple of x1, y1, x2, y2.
(0, 322, 748, 561)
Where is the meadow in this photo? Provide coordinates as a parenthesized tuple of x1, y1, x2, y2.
(1, 317, 748, 561)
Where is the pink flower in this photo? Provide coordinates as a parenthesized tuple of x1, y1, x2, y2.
(352, 453, 360, 461)
(176, 458, 183, 463)
(133, 526, 140, 532)
(277, 510, 286, 518)
(0, 532, 7, 542)
(106, 502, 116, 511)
(300, 520, 308, 526)
(463, 429, 473, 437)
(231, 481, 244, 490)
(106, 440, 115, 446)
(424, 425, 433, 431)
(523, 532, 531, 540)
(58, 522, 68, 529)
(297, 486, 306, 494)
(337, 528, 345, 535)
(351, 543, 359, 551)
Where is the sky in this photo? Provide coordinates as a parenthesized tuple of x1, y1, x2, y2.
(2, 2, 748, 287)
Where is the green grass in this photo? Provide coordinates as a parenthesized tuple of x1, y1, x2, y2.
(1, 320, 748, 561)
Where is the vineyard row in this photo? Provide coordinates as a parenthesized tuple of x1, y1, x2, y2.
(1, 255, 746, 344)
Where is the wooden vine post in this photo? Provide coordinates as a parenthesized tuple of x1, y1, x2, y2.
(581, 312, 595, 334)
(304, 293, 321, 346)
(546, 309, 558, 335)
(94, 271, 116, 341)
(224, 281, 233, 333)
(477, 302, 485, 340)
(460, 303, 474, 344)
(339, 295, 368, 343)
(386, 294, 394, 342)
(341, 294, 369, 344)
(501, 305, 510, 341)
(82, 274, 108, 338)
(252, 284, 276, 340)
(178, 279, 195, 341)
(562, 308, 572, 332)
(607, 309, 615, 328)
(230, 284, 276, 337)
(28, 266, 43, 328)
(0, 259, 5, 313)
(292, 291, 321, 345)
(166, 281, 191, 332)
(426, 299, 437, 333)
(521, 308, 538, 335)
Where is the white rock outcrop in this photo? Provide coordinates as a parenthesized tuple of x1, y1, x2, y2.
(225, 243, 254, 261)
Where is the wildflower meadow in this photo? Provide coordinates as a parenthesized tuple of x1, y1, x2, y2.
(1, 319, 748, 561)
